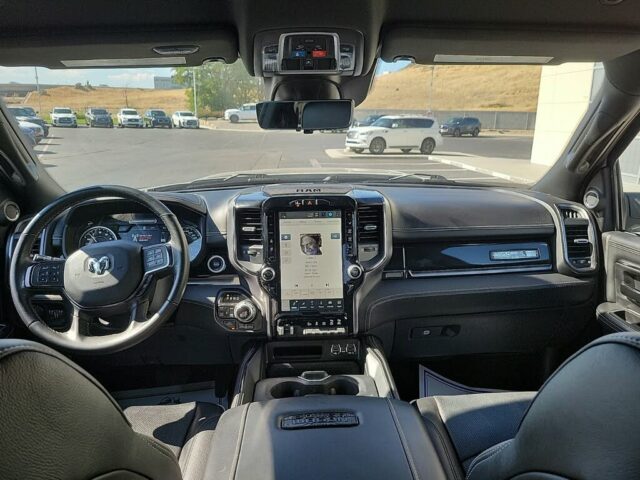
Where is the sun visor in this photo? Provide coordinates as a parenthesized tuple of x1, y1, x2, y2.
(381, 28, 640, 65)
(0, 28, 238, 68)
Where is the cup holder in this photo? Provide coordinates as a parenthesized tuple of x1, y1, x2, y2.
(270, 377, 360, 398)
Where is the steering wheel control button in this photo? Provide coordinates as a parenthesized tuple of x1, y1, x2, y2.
(260, 266, 276, 282)
(30, 262, 64, 287)
(234, 300, 257, 323)
(207, 255, 226, 274)
(144, 246, 169, 272)
(347, 264, 363, 280)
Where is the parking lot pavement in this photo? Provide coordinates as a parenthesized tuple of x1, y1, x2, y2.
(323, 149, 508, 183)
(34, 126, 537, 190)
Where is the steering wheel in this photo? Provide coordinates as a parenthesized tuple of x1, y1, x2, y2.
(9, 185, 189, 353)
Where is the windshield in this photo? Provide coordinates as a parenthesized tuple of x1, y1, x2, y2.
(91, 109, 108, 115)
(150, 110, 166, 116)
(0, 61, 599, 190)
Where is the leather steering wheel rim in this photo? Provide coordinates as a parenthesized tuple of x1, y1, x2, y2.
(9, 185, 190, 354)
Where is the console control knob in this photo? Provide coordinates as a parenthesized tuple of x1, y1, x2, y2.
(260, 266, 276, 282)
(347, 264, 363, 280)
(234, 300, 257, 323)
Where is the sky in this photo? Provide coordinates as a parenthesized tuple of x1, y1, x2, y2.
(0, 60, 409, 88)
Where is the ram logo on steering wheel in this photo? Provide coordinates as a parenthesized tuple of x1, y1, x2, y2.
(87, 256, 111, 276)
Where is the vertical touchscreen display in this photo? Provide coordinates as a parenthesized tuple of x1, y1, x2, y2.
(279, 211, 343, 312)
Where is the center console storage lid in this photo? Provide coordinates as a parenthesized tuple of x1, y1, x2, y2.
(203, 396, 448, 480)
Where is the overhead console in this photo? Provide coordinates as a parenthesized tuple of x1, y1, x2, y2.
(227, 186, 390, 339)
(254, 29, 364, 77)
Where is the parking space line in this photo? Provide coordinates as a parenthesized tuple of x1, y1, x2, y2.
(430, 156, 532, 184)
(36, 138, 53, 159)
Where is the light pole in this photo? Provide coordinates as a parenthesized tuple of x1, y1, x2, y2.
(34, 67, 43, 115)
(428, 65, 435, 114)
(192, 68, 198, 117)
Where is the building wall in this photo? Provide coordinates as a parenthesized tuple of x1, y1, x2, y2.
(153, 76, 182, 90)
(530, 63, 598, 166)
(354, 109, 537, 130)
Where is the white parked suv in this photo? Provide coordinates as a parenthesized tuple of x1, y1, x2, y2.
(117, 108, 143, 128)
(172, 111, 200, 128)
(345, 115, 442, 155)
(50, 107, 77, 128)
(224, 103, 257, 123)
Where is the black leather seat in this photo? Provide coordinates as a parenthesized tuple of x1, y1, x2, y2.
(416, 333, 640, 480)
(0, 339, 223, 480)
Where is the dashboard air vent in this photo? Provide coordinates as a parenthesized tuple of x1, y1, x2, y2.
(357, 205, 383, 244)
(561, 208, 582, 220)
(558, 206, 592, 269)
(235, 208, 263, 263)
(357, 205, 383, 263)
(236, 208, 262, 245)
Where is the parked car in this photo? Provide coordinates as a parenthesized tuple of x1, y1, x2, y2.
(345, 115, 443, 154)
(171, 111, 200, 129)
(20, 106, 38, 117)
(224, 103, 257, 123)
(50, 107, 77, 128)
(439, 116, 481, 137)
(353, 114, 383, 127)
(7, 106, 49, 136)
(144, 109, 172, 128)
(85, 108, 114, 128)
(18, 120, 44, 145)
(117, 108, 143, 128)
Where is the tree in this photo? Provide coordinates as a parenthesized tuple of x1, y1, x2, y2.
(173, 61, 262, 116)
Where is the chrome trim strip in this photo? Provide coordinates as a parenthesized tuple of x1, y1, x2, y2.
(407, 264, 552, 278)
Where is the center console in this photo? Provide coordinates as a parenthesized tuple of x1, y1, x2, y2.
(227, 186, 390, 339)
(263, 195, 362, 337)
(203, 395, 448, 480)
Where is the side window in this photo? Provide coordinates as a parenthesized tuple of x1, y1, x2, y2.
(250, 105, 256, 111)
(618, 133, 640, 231)
(420, 119, 434, 128)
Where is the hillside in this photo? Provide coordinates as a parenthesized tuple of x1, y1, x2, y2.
(14, 85, 189, 115)
(4, 64, 542, 114)
(360, 64, 542, 112)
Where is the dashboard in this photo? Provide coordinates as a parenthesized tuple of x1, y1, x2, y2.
(10, 183, 600, 362)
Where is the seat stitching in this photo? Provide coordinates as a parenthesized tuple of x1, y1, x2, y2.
(466, 440, 511, 479)
(179, 406, 198, 475)
(138, 434, 181, 467)
(420, 415, 464, 480)
(431, 398, 463, 478)
(229, 403, 249, 480)
(386, 398, 421, 480)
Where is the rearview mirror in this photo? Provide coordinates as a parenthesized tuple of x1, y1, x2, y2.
(257, 100, 353, 132)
